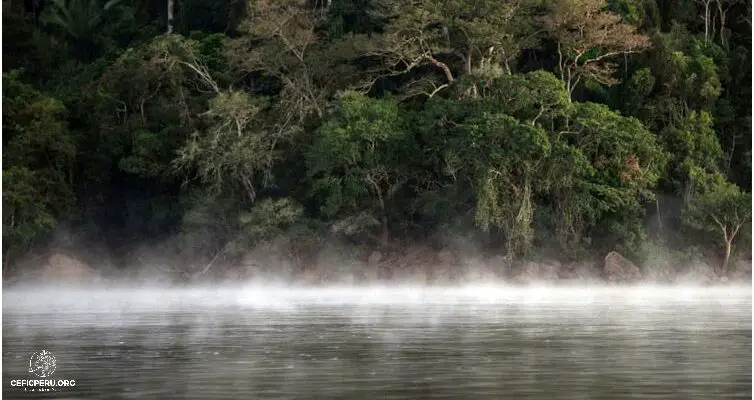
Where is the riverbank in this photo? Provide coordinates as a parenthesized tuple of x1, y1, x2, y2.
(4, 240, 751, 287)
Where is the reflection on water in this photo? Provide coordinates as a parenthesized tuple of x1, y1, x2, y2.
(3, 285, 752, 399)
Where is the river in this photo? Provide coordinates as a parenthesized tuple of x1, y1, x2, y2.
(2, 285, 751, 399)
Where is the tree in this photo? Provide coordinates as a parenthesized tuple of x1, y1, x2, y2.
(645, 32, 723, 116)
(173, 90, 276, 204)
(85, 33, 235, 184)
(42, 0, 130, 59)
(44, 0, 126, 39)
(659, 110, 724, 199)
(306, 91, 414, 245)
(1, 0, 751, 278)
(466, 113, 553, 258)
(683, 170, 751, 276)
(713, 0, 741, 48)
(695, 0, 714, 43)
(458, 69, 571, 126)
(130, 34, 283, 204)
(346, 0, 539, 98)
(167, 0, 174, 34)
(226, 0, 329, 134)
(542, 0, 650, 99)
(557, 102, 666, 254)
(2, 71, 77, 266)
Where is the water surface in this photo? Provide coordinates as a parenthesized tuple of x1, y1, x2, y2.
(3, 285, 752, 399)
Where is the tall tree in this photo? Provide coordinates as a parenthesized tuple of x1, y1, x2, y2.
(227, 0, 330, 133)
(346, 0, 539, 98)
(2, 71, 77, 267)
(683, 170, 751, 276)
(542, 0, 650, 99)
(167, 0, 174, 33)
(306, 91, 414, 245)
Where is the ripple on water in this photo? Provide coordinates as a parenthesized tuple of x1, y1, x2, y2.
(2, 285, 751, 399)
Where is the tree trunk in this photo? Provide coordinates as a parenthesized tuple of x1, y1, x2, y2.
(722, 238, 732, 277)
(465, 47, 473, 74)
(3, 246, 11, 279)
(380, 216, 389, 247)
(167, 0, 174, 34)
(724, 131, 737, 175)
(716, 0, 728, 48)
(704, 1, 711, 43)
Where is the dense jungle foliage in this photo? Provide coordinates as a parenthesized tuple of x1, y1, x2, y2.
(3, 0, 752, 277)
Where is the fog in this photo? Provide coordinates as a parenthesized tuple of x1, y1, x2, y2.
(5, 284, 751, 312)
(4, 284, 750, 399)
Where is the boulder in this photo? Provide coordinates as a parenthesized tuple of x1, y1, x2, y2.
(460, 267, 499, 283)
(43, 253, 102, 284)
(396, 245, 437, 269)
(486, 255, 511, 279)
(458, 256, 499, 283)
(298, 267, 326, 285)
(367, 251, 383, 267)
(223, 268, 244, 282)
(513, 260, 560, 284)
(312, 243, 361, 284)
(357, 265, 380, 283)
(238, 237, 297, 281)
(428, 264, 454, 284)
(558, 262, 600, 282)
(729, 260, 752, 283)
(437, 250, 458, 267)
(603, 251, 642, 283)
(674, 262, 717, 285)
(392, 263, 429, 284)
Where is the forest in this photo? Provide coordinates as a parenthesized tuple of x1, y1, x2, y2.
(2, 0, 752, 283)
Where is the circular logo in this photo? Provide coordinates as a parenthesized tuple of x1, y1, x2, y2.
(28, 350, 56, 378)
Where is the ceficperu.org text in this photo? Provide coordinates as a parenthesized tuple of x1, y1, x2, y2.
(10, 379, 76, 387)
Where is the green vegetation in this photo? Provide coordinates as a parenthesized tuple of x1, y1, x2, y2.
(3, 0, 751, 278)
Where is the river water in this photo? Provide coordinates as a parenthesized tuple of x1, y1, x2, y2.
(2, 285, 752, 399)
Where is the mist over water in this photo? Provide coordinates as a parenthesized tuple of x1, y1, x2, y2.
(3, 285, 752, 399)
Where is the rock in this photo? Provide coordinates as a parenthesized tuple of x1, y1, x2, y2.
(458, 256, 499, 283)
(239, 237, 297, 281)
(559, 262, 600, 281)
(640, 252, 678, 283)
(540, 260, 562, 279)
(237, 254, 262, 280)
(675, 262, 717, 285)
(312, 243, 362, 284)
(603, 251, 642, 283)
(396, 245, 437, 270)
(298, 268, 324, 285)
(429, 265, 453, 284)
(729, 260, 752, 282)
(223, 268, 243, 281)
(513, 260, 560, 284)
(367, 251, 382, 267)
(486, 255, 511, 278)
(357, 266, 379, 283)
(43, 253, 102, 284)
(460, 267, 499, 283)
(376, 263, 393, 282)
(392, 264, 428, 284)
(437, 250, 457, 267)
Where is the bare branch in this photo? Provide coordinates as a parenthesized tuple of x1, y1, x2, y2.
(544, 0, 650, 98)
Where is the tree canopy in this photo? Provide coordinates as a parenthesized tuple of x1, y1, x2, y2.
(2, 0, 751, 274)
